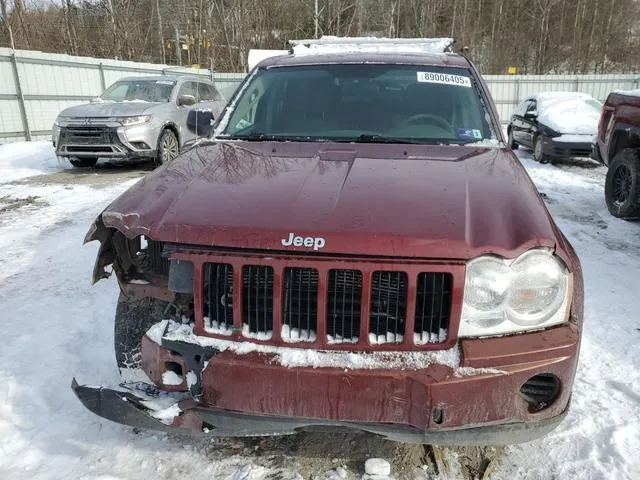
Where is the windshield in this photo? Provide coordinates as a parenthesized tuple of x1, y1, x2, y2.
(101, 79, 176, 103)
(218, 64, 497, 144)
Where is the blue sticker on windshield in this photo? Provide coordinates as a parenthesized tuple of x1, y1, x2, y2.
(457, 128, 483, 140)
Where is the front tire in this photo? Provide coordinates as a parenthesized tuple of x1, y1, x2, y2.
(156, 128, 180, 165)
(114, 293, 170, 382)
(605, 149, 640, 219)
(69, 158, 98, 168)
(533, 135, 549, 164)
(507, 129, 519, 149)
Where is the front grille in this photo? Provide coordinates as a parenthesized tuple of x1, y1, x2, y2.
(282, 267, 318, 342)
(198, 258, 455, 349)
(414, 273, 452, 344)
(204, 263, 234, 335)
(552, 147, 591, 157)
(369, 271, 407, 344)
(60, 126, 112, 144)
(242, 265, 274, 338)
(327, 269, 362, 343)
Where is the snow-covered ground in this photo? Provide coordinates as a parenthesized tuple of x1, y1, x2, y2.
(0, 141, 66, 182)
(0, 142, 639, 479)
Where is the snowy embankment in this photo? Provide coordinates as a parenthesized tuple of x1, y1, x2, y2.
(0, 141, 66, 182)
(0, 142, 639, 479)
(490, 153, 640, 479)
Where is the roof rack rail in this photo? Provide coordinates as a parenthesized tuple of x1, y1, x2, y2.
(288, 36, 455, 55)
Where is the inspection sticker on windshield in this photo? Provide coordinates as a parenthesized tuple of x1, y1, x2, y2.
(417, 72, 472, 88)
(457, 128, 483, 140)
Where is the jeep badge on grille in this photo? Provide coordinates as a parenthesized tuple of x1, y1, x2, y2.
(281, 232, 326, 250)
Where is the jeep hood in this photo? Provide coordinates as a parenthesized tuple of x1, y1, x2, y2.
(92, 142, 558, 260)
(59, 101, 159, 118)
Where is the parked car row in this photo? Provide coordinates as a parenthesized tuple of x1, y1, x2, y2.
(51, 73, 639, 223)
(507, 89, 640, 220)
(52, 75, 226, 167)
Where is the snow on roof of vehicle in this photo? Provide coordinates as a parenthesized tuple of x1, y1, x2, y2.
(613, 89, 640, 97)
(530, 91, 594, 102)
(289, 36, 455, 56)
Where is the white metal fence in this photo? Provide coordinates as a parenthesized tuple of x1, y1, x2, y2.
(0, 48, 240, 143)
(1, 48, 639, 143)
(485, 74, 640, 123)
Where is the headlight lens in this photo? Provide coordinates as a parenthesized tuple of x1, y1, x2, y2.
(460, 249, 571, 337)
(54, 116, 67, 127)
(117, 115, 151, 126)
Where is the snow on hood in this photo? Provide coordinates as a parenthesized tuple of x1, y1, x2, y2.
(538, 97, 600, 135)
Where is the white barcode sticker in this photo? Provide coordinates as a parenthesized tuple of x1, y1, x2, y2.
(416, 72, 472, 88)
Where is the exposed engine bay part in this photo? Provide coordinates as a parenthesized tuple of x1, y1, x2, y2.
(169, 260, 194, 294)
(86, 215, 158, 281)
(114, 293, 194, 383)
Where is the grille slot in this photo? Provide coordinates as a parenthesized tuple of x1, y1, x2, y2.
(147, 240, 170, 276)
(242, 265, 274, 338)
(369, 271, 407, 344)
(203, 263, 234, 335)
(326, 269, 362, 343)
(282, 267, 318, 342)
(414, 272, 452, 344)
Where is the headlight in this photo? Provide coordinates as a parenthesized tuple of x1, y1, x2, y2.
(117, 115, 151, 126)
(54, 116, 67, 127)
(459, 249, 571, 337)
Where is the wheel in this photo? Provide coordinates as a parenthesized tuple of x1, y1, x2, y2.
(156, 129, 180, 165)
(69, 158, 98, 168)
(114, 293, 170, 382)
(604, 149, 640, 219)
(507, 129, 518, 149)
(533, 135, 549, 164)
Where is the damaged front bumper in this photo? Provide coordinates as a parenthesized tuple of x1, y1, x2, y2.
(72, 321, 579, 446)
(71, 379, 569, 445)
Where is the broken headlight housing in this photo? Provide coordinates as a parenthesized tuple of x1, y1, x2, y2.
(459, 248, 571, 337)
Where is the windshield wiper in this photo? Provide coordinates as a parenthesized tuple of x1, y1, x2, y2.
(356, 135, 485, 145)
(219, 133, 319, 142)
(350, 134, 420, 144)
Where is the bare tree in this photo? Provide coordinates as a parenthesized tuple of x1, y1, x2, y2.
(0, 0, 15, 49)
(0, 0, 639, 74)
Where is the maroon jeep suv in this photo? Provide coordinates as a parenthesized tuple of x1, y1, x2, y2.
(73, 38, 583, 445)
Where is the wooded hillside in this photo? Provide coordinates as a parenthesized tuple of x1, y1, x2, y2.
(1, 0, 639, 74)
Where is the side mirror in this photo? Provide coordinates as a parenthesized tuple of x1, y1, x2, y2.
(187, 109, 215, 136)
(177, 94, 196, 107)
(524, 110, 537, 119)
